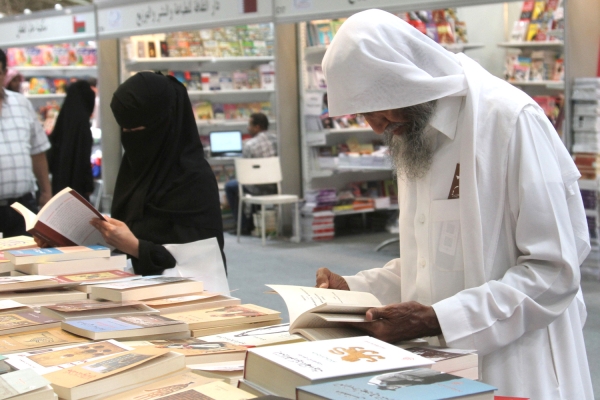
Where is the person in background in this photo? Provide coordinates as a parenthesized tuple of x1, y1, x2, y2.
(3, 69, 23, 93)
(91, 72, 225, 276)
(225, 112, 277, 234)
(315, 10, 592, 399)
(48, 80, 95, 201)
(0, 49, 51, 237)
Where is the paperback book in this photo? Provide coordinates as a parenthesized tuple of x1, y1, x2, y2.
(0, 289, 87, 305)
(296, 368, 496, 400)
(404, 346, 478, 374)
(0, 368, 51, 399)
(61, 314, 189, 340)
(0, 236, 37, 253)
(0, 312, 59, 335)
(4, 246, 110, 266)
(10, 187, 108, 247)
(0, 328, 89, 355)
(143, 293, 241, 315)
(0, 300, 30, 315)
(91, 277, 204, 302)
(40, 300, 158, 321)
(16, 254, 127, 276)
(200, 323, 306, 348)
(164, 304, 280, 331)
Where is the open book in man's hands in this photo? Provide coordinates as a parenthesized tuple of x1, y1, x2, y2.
(267, 284, 382, 341)
(11, 187, 108, 248)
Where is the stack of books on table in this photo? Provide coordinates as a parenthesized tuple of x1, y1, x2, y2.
(164, 304, 282, 337)
(0, 236, 37, 274)
(0, 275, 88, 305)
(404, 346, 479, 380)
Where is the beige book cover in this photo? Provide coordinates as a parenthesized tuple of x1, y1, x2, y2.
(101, 370, 218, 400)
(144, 293, 222, 307)
(45, 347, 169, 389)
(0, 289, 88, 305)
(164, 304, 280, 330)
(0, 236, 37, 252)
(191, 319, 283, 337)
(157, 381, 256, 400)
(44, 300, 144, 313)
(0, 312, 59, 335)
(200, 323, 306, 348)
(0, 328, 88, 354)
(123, 338, 247, 357)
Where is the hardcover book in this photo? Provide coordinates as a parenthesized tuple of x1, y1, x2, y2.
(296, 368, 496, 400)
(10, 187, 108, 247)
(244, 336, 434, 398)
(0, 328, 89, 355)
(0, 312, 59, 335)
(267, 285, 381, 340)
(61, 314, 188, 340)
(164, 304, 280, 330)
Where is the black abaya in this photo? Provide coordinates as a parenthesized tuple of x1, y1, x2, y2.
(110, 72, 225, 276)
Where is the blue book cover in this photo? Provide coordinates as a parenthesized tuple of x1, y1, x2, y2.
(8, 245, 108, 257)
(297, 368, 496, 400)
(64, 318, 141, 332)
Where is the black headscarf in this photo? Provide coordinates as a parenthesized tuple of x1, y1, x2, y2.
(48, 80, 95, 199)
(110, 72, 223, 236)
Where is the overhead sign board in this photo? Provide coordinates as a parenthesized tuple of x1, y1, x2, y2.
(97, 0, 273, 39)
(0, 8, 96, 47)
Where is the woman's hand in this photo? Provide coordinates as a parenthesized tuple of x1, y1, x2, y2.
(90, 216, 139, 258)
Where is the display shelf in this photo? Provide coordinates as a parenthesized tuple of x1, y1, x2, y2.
(12, 66, 98, 76)
(508, 80, 565, 90)
(440, 42, 485, 52)
(187, 89, 275, 102)
(24, 93, 66, 100)
(497, 41, 564, 48)
(197, 119, 276, 129)
(125, 56, 274, 71)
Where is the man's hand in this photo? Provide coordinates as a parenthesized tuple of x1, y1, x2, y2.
(90, 216, 139, 258)
(349, 301, 442, 343)
(316, 267, 349, 290)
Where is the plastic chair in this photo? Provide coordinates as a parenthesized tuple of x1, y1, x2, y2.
(234, 157, 300, 245)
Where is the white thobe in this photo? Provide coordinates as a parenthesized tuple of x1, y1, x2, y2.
(344, 96, 593, 399)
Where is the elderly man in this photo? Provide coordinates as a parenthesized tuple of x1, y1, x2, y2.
(316, 10, 592, 399)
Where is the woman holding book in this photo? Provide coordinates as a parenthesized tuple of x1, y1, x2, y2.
(91, 72, 225, 276)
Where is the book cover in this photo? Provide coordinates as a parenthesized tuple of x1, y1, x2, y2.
(5, 245, 110, 265)
(5, 340, 131, 375)
(63, 315, 182, 333)
(0, 236, 37, 252)
(164, 304, 280, 329)
(125, 338, 246, 358)
(0, 312, 58, 332)
(0, 329, 88, 354)
(0, 369, 50, 398)
(144, 293, 221, 307)
(247, 336, 433, 382)
(520, 0, 535, 20)
(200, 323, 306, 348)
(296, 368, 496, 400)
(94, 277, 187, 291)
(54, 270, 136, 284)
(44, 300, 144, 313)
(159, 381, 255, 400)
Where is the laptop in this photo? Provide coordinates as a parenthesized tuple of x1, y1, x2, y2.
(209, 130, 243, 158)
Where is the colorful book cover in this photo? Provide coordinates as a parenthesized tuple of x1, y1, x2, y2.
(297, 368, 496, 400)
(6, 246, 108, 258)
(64, 315, 181, 333)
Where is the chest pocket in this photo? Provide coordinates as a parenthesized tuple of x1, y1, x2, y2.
(430, 199, 464, 272)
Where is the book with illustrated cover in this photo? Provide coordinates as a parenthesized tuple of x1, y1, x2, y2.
(200, 323, 306, 348)
(520, 0, 535, 20)
(164, 304, 280, 331)
(143, 293, 241, 315)
(122, 338, 247, 365)
(0, 312, 59, 336)
(404, 346, 478, 373)
(99, 370, 218, 400)
(90, 277, 203, 302)
(40, 300, 158, 321)
(267, 285, 382, 341)
(190, 319, 283, 337)
(296, 368, 496, 400)
(244, 336, 433, 399)
(10, 187, 108, 248)
(16, 254, 127, 276)
(45, 348, 184, 400)
(0, 368, 51, 399)
(55, 270, 139, 294)
(0, 328, 88, 355)
(61, 314, 188, 340)
(0, 236, 37, 253)
(5, 339, 131, 375)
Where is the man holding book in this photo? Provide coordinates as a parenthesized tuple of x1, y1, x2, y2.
(315, 9, 592, 399)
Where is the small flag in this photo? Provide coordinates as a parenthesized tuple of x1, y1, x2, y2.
(73, 16, 86, 33)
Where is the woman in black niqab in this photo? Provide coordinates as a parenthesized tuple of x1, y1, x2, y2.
(48, 80, 96, 200)
(91, 72, 225, 276)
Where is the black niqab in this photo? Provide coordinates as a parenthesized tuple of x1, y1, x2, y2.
(48, 80, 95, 199)
(110, 72, 223, 243)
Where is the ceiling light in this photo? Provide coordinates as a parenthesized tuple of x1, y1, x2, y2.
(23, 8, 32, 14)
(55, 4, 63, 10)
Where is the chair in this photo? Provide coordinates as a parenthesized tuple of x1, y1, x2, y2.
(234, 157, 301, 245)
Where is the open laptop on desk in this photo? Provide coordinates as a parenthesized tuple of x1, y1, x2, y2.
(209, 130, 244, 158)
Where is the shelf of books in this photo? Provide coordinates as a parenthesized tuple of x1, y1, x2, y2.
(503, 0, 566, 138)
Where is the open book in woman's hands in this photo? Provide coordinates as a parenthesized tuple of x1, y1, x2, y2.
(11, 187, 108, 248)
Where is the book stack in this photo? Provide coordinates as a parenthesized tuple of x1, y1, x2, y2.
(0, 236, 37, 274)
(164, 304, 281, 337)
(242, 336, 434, 398)
(301, 211, 335, 242)
(404, 346, 479, 380)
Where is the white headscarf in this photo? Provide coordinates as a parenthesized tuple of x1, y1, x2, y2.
(322, 9, 468, 117)
(323, 9, 590, 294)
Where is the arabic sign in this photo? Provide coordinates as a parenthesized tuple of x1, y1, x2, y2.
(0, 10, 96, 47)
(274, 0, 496, 22)
(97, 0, 273, 39)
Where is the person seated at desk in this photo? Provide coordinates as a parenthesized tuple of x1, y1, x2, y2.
(91, 72, 225, 276)
(225, 112, 277, 235)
